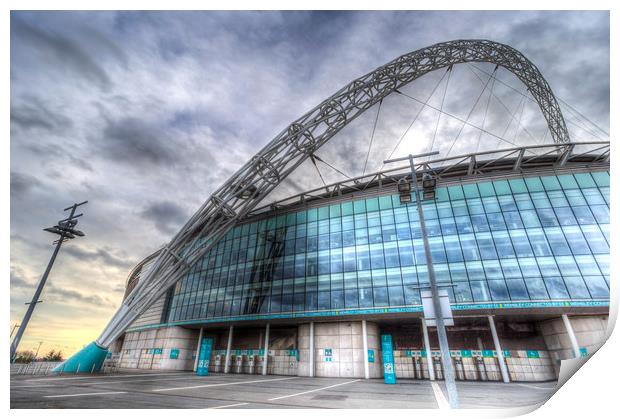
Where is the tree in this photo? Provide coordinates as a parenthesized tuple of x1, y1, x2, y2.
(42, 349, 63, 361)
(13, 350, 35, 363)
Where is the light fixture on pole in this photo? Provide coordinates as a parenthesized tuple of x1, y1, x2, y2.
(384, 151, 459, 409)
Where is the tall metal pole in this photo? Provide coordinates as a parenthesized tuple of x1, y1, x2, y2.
(10, 235, 65, 361)
(10, 201, 86, 361)
(410, 154, 459, 408)
(386, 152, 459, 408)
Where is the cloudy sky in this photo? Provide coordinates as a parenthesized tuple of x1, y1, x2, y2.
(10, 11, 609, 356)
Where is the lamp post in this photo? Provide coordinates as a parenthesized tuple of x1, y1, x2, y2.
(10, 201, 87, 361)
(384, 152, 459, 408)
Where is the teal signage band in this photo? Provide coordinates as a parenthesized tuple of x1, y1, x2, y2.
(368, 349, 375, 363)
(381, 334, 396, 384)
(170, 348, 180, 359)
(196, 337, 213, 376)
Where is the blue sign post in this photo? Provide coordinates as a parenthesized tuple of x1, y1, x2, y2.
(381, 334, 397, 384)
(196, 337, 213, 376)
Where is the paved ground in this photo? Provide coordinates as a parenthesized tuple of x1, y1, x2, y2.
(10, 371, 557, 409)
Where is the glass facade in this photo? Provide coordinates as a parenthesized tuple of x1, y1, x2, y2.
(165, 170, 610, 323)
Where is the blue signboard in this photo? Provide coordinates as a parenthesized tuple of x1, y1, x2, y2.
(368, 349, 375, 363)
(196, 337, 213, 376)
(170, 348, 180, 359)
(580, 347, 588, 357)
(381, 334, 396, 384)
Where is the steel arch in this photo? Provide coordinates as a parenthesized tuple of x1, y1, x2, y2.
(90, 39, 569, 350)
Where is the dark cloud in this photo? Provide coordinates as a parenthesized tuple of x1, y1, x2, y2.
(47, 285, 116, 307)
(11, 16, 113, 91)
(11, 97, 74, 133)
(140, 200, 189, 235)
(63, 245, 134, 270)
(100, 117, 180, 166)
(10, 171, 42, 196)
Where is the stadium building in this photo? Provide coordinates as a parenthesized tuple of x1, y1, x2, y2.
(56, 40, 610, 383)
(108, 142, 610, 382)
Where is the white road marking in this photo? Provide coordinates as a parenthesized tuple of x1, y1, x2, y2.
(24, 372, 190, 382)
(517, 383, 557, 391)
(153, 376, 298, 392)
(209, 402, 249, 409)
(44, 391, 128, 398)
(268, 379, 360, 401)
(431, 381, 449, 409)
(13, 375, 225, 388)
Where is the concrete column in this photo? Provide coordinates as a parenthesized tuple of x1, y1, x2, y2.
(362, 320, 370, 379)
(488, 316, 509, 383)
(309, 322, 315, 378)
(193, 327, 204, 372)
(421, 318, 435, 381)
(562, 314, 581, 358)
(224, 325, 234, 374)
(262, 323, 270, 375)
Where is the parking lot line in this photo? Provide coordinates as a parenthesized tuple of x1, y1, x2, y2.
(209, 402, 249, 409)
(517, 383, 557, 391)
(24, 372, 189, 382)
(153, 376, 298, 392)
(44, 391, 128, 398)
(268, 379, 360, 401)
(430, 382, 449, 409)
(12, 374, 220, 388)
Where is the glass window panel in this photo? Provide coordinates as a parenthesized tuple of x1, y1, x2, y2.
(398, 241, 415, 267)
(341, 201, 354, 216)
(437, 201, 453, 218)
(500, 258, 522, 278)
(547, 190, 569, 207)
(318, 250, 330, 274)
(520, 210, 541, 228)
(396, 222, 412, 240)
(317, 291, 330, 309)
(384, 242, 400, 268)
(359, 288, 373, 307)
(451, 200, 469, 216)
(498, 195, 517, 211)
(478, 182, 496, 197)
(509, 178, 528, 193)
(388, 286, 405, 306)
(379, 195, 393, 210)
(527, 228, 553, 257)
(454, 283, 473, 302)
(373, 287, 389, 307)
(367, 211, 381, 227)
(318, 234, 330, 250)
(557, 174, 579, 189)
(584, 276, 609, 299)
(463, 183, 480, 198)
(369, 244, 385, 269)
(503, 211, 524, 229)
(355, 228, 368, 245)
(536, 208, 558, 227)
(562, 225, 591, 255)
(386, 268, 402, 286)
(429, 237, 447, 263)
(371, 269, 387, 287)
(493, 180, 511, 195)
(519, 258, 541, 277)
(470, 281, 491, 301)
(487, 213, 507, 230)
(564, 189, 586, 206)
(493, 231, 515, 258)
(488, 280, 510, 301)
(305, 292, 317, 311)
(465, 261, 485, 281)
(524, 277, 549, 299)
(582, 188, 605, 206)
(590, 205, 609, 224)
(343, 246, 357, 272)
(401, 266, 417, 285)
(356, 245, 370, 270)
(331, 290, 344, 309)
(460, 234, 480, 261)
(366, 197, 379, 212)
(483, 260, 503, 279)
(342, 215, 354, 231)
(382, 224, 397, 242)
(444, 237, 464, 262)
(455, 216, 473, 233)
(448, 185, 465, 200)
(564, 276, 591, 299)
(581, 225, 609, 254)
(358, 270, 372, 287)
(591, 171, 610, 187)
(353, 199, 366, 214)
(595, 254, 609, 275)
(343, 272, 357, 289)
(471, 214, 490, 232)
(330, 249, 343, 273)
(574, 173, 596, 188)
(318, 219, 330, 235)
(544, 277, 570, 299)
(345, 289, 359, 308)
(342, 230, 355, 247)
(544, 227, 572, 255)
(330, 232, 342, 249)
(510, 229, 533, 257)
(467, 198, 485, 215)
(440, 217, 457, 235)
(515, 194, 534, 210)
(541, 175, 562, 191)
(318, 207, 329, 220)
(525, 177, 544, 192)
(574, 255, 601, 276)
(555, 255, 579, 276)
(553, 207, 577, 226)
(572, 206, 596, 224)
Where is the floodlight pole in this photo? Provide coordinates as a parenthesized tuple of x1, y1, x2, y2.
(10, 201, 87, 361)
(384, 152, 459, 408)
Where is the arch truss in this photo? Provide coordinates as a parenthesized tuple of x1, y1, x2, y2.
(95, 39, 570, 348)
